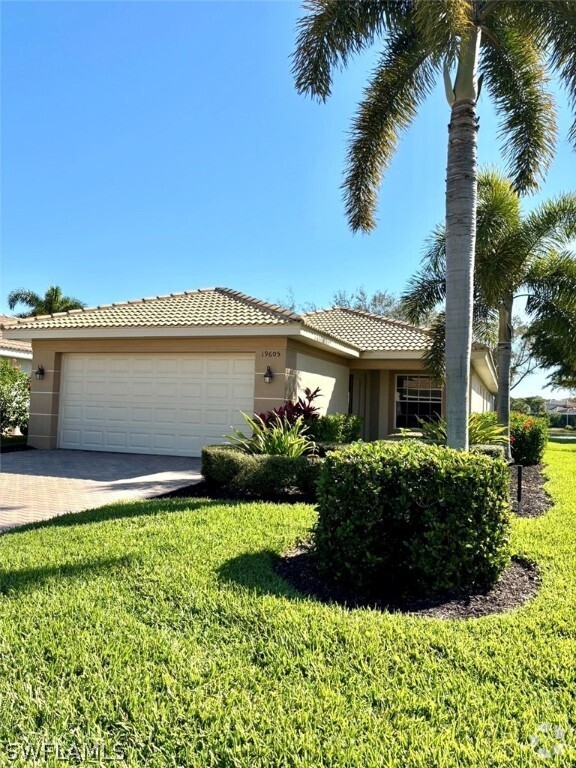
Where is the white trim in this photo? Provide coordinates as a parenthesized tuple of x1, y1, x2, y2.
(4, 325, 300, 340)
(471, 349, 498, 394)
(394, 373, 443, 431)
(0, 347, 33, 359)
(362, 350, 426, 360)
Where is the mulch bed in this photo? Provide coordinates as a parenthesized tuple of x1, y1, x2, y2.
(161, 461, 549, 619)
(509, 463, 552, 517)
(275, 542, 539, 619)
(0, 444, 34, 454)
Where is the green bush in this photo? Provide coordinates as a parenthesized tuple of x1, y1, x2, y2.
(509, 412, 548, 465)
(419, 412, 508, 445)
(225, 413, 315, 457)
(309, 413, 362, 443)
(0, 358, 30, 434)
(314, 442, 352, 457)
(314, 440, 510, 598)
(470, 444, 507, 460)
(201, 445, 322, 500)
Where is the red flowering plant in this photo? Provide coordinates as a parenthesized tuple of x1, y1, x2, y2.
(259, 387, 322, 428)
(509, 412, 548, 465)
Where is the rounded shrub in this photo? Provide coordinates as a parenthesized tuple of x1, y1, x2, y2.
(314, 440, 511, 598)
(509, 412, 548, 465)
(201, 445, 322, 500)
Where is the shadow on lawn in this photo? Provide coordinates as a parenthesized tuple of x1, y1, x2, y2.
(0, 556, 134, 596)
(217, 550, 302, 601)
(5, 498, 231, 536)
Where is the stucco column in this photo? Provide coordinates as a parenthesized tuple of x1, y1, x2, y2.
(28, 350, 62, 449)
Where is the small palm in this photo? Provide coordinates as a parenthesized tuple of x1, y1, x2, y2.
(7, 285, 86, 318)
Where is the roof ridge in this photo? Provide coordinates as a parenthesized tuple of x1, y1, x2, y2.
(305, 306, 430, 334)
(214, 287, 302, 322)
(6, 288, 219, 326)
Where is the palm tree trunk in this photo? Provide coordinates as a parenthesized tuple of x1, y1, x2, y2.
(444, 29, 481, 450)
(497, 297, 514, 460)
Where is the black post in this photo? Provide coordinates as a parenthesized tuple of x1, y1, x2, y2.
(517, 465, 523, 514)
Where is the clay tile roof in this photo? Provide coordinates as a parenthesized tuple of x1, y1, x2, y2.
(1, 288, 302, 330)
(0, 315, 33, 354)
(303, 307, 430, 352)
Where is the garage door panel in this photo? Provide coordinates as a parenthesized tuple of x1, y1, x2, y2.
(83, 430, 105, 448)
(85, 406, 105, 421)
(179, 409, 201, 425)
(132, 381, 155, 398)
(131, 407, 154, 423)
(105, 432, 127, 449)
(86, 359, 108, 374)
(59, 352, 255, 457)
(63, 380, 84, 397)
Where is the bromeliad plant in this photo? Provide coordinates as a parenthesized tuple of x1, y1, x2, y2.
(258, 387, 322, 428)
(419, 412, 509, 446)
(226, 412, 316, 458)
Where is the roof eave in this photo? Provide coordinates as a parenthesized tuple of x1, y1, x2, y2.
(2, 324, 302, 340)
(471, 347, 498, 393)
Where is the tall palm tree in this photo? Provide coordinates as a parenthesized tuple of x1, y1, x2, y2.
(7, 286, 86, 318)
(401, 170, 576, 455)
(292, 1, 576, 449)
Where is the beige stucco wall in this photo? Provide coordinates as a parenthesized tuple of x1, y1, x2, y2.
(470, 370, 496, 413)
(292, 351, 350, 415)
(27, 336, 291, 450)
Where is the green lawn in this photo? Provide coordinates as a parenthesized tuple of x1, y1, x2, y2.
(0, 445, 575, 766)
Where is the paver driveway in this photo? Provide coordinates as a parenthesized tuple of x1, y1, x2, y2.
(0, 450, 202, 532)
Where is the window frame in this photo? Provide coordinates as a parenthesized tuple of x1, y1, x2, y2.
(394, 374, 443, 431)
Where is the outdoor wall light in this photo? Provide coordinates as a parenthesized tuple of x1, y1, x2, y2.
(35, 364, 45, 380)
(263, 365, 273, 384)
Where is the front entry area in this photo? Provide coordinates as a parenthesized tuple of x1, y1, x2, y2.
(58, 352, 255, 457)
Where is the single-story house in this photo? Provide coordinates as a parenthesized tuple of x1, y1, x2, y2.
(2, 287, 497, 456)
(0, 315, 33, 375)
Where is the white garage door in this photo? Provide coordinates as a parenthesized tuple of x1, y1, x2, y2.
(58, 352, 255, 457)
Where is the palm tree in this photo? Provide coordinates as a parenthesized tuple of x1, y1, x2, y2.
(401, 170, 576, 455)
(292, 1, 576, 449)
(527, 304, 576, 391)
(7, 286, 86, 318)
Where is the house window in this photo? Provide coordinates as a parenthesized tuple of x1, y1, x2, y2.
(395, 375, 442, 430)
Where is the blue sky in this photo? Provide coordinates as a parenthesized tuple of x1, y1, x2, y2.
(2, 1, 574, 398)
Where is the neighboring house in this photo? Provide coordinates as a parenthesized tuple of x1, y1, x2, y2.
(2, 287, 497, 456)
(0, 314, 33, 375)
(547, 398, 576, 426)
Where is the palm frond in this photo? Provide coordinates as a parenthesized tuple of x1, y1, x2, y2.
(480, 19, 557, 193)
(6, 288, 43, 318)
(510, 0, 576, 147)
(412, 0, 471, 59)
(292, 0, 407, 101)
(344, 24, 441, 232)
(401, 270, 445, 325)
(524, 251, 576, 315)
(474, 170, 521, 304)
(422, 312, 446, 384)
(515, 193, 576, 262)
(526, 302, 576, 388)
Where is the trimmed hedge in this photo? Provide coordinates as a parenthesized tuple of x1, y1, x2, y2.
(308, 414, 362, 443)
(202, 445, 322, 500)
(510, 412, 548, 465)
(314, 440, 511, 598)
(470, 444, 507, 460)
